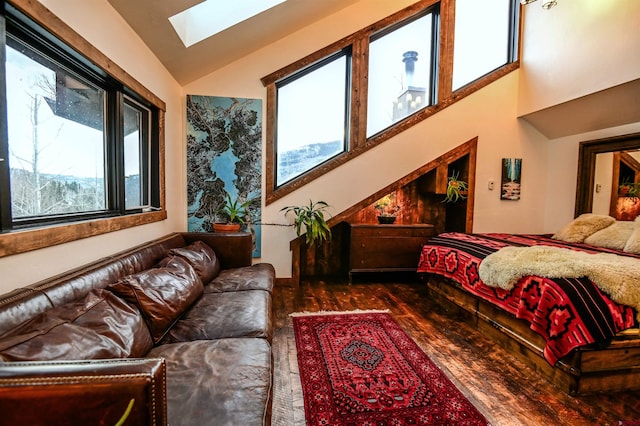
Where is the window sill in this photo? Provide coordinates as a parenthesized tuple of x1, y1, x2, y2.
(0, 210, 167, 258)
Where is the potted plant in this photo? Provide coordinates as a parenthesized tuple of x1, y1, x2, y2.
(374, 194, 401, 224)
(213, 193, 253, 232)
(619, 180, 639, 198)
(443, 171, 469, 203)
(281, 200, 332, 245)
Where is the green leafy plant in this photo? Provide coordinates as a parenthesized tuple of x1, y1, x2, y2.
(217, 193, 253, 224)
(443, 171, 469, 203)
(281, 200, 332, 245)
(619, 180, 640, 198)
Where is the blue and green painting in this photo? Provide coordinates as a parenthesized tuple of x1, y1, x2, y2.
(186, 95, 262, 257)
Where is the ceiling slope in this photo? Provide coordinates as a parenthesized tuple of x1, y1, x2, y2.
(107, 0, 360, 85)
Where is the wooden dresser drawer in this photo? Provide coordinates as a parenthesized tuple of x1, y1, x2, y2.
(351, 226, 413, 238)
(348, 224, 435, 277)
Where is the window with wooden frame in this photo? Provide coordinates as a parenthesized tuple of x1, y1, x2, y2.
(367, 9, 438, 138)
(275, 50, 350, 187)
(0, 0, 166, 257)
(261, 0, 520, 205)
(452, 0, 519, 90)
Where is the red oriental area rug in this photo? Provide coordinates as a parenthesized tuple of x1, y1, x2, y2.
(291, 311, 487, 426)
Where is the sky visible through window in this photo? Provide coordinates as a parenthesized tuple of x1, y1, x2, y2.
(6, 46, 141, 178)
(276, 55, 347, 185)
(169, 0, 287, 48)
(367, 13, 433, 137)
(453, 0, 511, 90)
(277, 56, 346, 154)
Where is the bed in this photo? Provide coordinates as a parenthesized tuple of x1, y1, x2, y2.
(417, 214, 640, 395)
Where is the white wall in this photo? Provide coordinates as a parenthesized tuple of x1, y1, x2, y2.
(518, 0, 640, 115)
(518, 0, 640, 232)
(0, 0, 185, 293)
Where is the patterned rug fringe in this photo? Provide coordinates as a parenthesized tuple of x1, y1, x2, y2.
(289, 309, 390, 317)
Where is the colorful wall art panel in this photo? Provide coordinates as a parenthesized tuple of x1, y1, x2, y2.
(501, 158, 522, 201)
(186, 95, 262, 257)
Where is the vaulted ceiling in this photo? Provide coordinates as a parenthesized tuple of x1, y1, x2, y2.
(107, 0, 639, 139)
(107, 0, 360, 85)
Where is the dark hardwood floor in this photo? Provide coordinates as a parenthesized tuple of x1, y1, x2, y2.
(271, 277, 640, 426)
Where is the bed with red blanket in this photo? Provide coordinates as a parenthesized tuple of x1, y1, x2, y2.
(417, 231, 640, 395)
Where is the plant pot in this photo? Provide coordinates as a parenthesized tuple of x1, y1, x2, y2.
(377, 215, 396, 224)
(212, 222, 241, 232)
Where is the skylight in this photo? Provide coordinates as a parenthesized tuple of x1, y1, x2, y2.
(169, 0, 287, 48)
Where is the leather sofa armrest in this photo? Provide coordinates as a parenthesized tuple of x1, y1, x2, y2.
(0, 358, 167, 426)
(181, 232, 252, 269)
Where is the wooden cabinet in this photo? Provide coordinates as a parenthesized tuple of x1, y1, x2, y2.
(348, 224, 435, 280)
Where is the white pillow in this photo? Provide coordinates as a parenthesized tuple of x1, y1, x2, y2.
(623, 216, 640, 254)
(552, 213, 616, 243)
(584, 220, 635, 250)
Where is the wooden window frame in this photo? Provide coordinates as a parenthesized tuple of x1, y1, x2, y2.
(0, 0, 167, 257)
(261, 0, 520, 205)
(274, 48, 351, 188)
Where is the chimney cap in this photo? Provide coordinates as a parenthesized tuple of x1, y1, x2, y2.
(402, 51, 419, 62)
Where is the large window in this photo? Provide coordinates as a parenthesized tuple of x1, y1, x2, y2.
(262, 0, 520, 203)
(367, 10, 436, 138)
(452, 0, 517, 90)
(6, 41, 108, 220)
(275, 51, 349, 187)
(0, 3, 160, 232)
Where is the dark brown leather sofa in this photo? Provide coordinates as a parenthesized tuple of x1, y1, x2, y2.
(0, 232, 274, 426)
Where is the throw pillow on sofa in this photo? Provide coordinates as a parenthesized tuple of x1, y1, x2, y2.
(165, 240, 220, 284)
(108, 256, 203, 343)
(0, 289, 153, 361)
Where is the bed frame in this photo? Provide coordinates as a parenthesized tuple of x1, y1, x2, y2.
(426, 274, 640, 395)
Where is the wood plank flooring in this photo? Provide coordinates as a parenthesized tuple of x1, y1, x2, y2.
(271, 278, 640, 426)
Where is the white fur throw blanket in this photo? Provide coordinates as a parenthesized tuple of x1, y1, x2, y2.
(479, 246, 640, 318)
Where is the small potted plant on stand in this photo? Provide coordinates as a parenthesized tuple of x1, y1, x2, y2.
(443, 171, 469, 203)
(281, 200, 332, 245)
(374, 194, 401, 224)
(212, 193, 252, 232)
(281, 200, 332, 287)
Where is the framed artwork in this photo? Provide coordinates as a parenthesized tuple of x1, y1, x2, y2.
(501, 158, 522, 200)
(186, 95, 262, 257)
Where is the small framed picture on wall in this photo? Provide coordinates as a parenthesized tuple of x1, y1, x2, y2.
(501, 158, 522, 200)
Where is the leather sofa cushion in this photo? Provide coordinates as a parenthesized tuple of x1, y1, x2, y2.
(167, 240, 220, 284)
(0, 290, 153, 361)
(147, 338, 272, 426)
(160, 290, 273, 343)
(204, 263, 275, 293)
(108, 256, 203, 343)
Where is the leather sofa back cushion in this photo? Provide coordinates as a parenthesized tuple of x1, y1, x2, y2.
(166, 240, 221, 284)
(0, 290, 153, 361)
(108, 256, 204, 343)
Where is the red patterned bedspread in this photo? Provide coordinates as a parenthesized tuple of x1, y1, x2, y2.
(417, 232, 639, 365)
